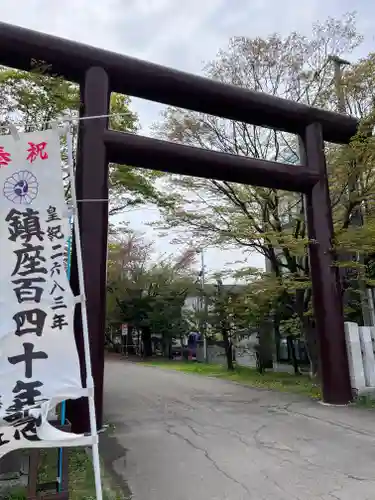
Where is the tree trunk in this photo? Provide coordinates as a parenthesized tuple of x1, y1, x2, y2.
(287, 335, 301, 375)
(105, 332, 116, 350)
(303, 319, 320, 378)
(137, 329, 141, 356)
(273, 315, 281, 362)
(126, 325, 135, 355)
(255, 348, 264, 374)
(222, 329, 234, 371)
(180, 335, 184, 357)
(165, 337, 173, 359)
(295, 289, 319, 378)
(142, 326, 153, 357)
(258, 319, 274, 370)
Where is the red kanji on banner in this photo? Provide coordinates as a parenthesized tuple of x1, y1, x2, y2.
(0, 146, 11, 167)
(27, 142, 48, 163)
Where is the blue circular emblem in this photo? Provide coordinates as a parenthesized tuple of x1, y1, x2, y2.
(3, 170, 39, 204)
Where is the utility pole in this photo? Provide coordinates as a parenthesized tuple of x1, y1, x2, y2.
(198, 249, 208, 362)
(329, 55, 373, 326)
(329, 55, 350, 113)
(216, 278, 234, 370)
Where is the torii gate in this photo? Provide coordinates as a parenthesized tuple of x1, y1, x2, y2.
(0, 22, 358, 432)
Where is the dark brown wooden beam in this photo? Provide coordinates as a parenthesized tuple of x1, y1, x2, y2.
(103, 129, 319, 192)
(0, 22, 358, 144)
(300, 124, 352, 405)
(67, 67, 110, 433)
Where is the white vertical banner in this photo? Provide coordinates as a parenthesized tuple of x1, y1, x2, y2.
(0, 129, 95, 457)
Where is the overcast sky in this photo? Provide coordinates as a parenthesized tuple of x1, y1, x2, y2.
(1, 0, 374, 277)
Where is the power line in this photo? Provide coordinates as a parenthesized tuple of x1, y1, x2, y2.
(0, 111, 136, 132)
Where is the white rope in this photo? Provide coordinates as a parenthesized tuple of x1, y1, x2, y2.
(0, 111, 136, 132)
(2, 116, 141, 205)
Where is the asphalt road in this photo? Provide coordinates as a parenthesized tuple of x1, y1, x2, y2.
(103, 359, 375, 500)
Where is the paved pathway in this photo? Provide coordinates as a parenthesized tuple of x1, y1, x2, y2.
(102, 359, 375, 499)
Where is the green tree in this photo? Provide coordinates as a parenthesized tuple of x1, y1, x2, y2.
(107, 233, 198, 357)
(210, 279, 235, 370)
(153, 13, 375, 374)
(0, 65, 165, 216)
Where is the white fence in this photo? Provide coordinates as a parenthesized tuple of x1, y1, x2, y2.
(196, 324, 375, 395)
(196, 343, 296, 373)
(344, 322, 375, 395)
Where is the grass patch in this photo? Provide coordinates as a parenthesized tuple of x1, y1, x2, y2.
(6, 447, 123, 500)
(143, 359, 321, 399)
(5, 489, 25, 500)
(353, 393, 375, 409)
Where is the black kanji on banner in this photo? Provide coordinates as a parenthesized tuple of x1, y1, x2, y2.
(6, 208, 44, 243)
(5, 208, 50, 420)
(8, 342, 48, 379)
(12, 277, 46, 303)
(13, 309, 47, 337)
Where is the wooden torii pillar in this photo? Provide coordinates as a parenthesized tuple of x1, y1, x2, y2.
(67, 68, 110, 432)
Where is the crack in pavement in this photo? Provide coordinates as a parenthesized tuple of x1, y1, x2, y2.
(253, 424, 296, 453)
(252, 423, 375, 484)
(345, 473, 373, 482)
(259, 468, 303, 500)
(181, 414, 253, 448)
(164, 424, 253, 497)
(282, 404, 375, 440)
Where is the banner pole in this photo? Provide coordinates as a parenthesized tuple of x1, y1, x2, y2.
(66, 128, 103, 500)
(58, 215, 73, 492)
